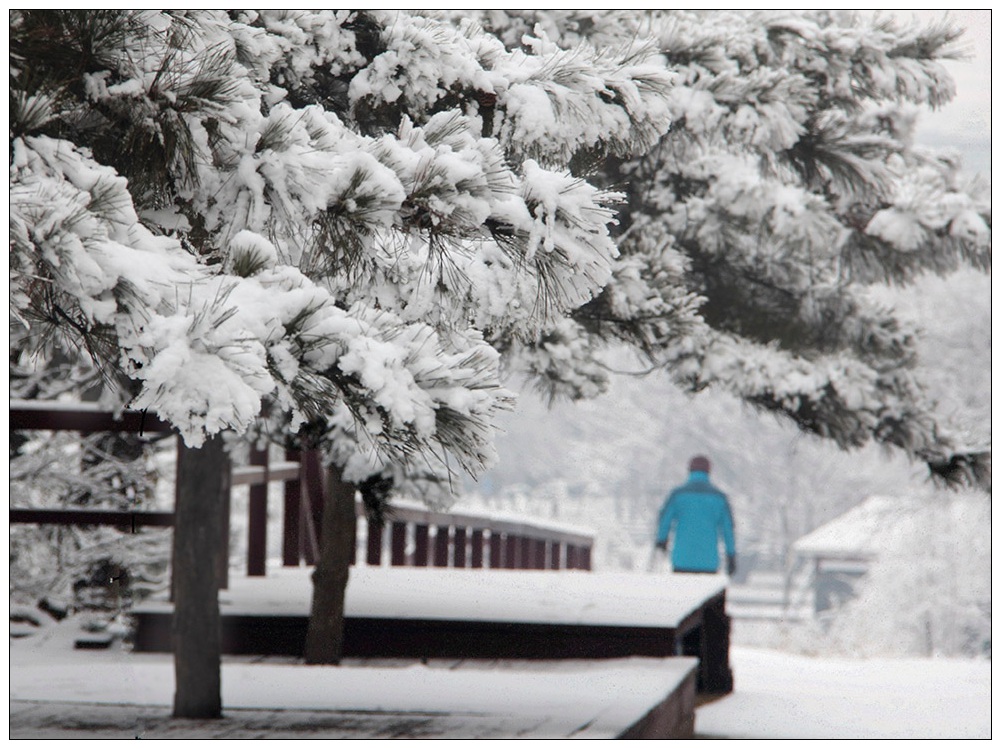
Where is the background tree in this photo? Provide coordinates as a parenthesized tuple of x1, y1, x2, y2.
(455, 10, 991, 653)
(466, 9, 990, 490)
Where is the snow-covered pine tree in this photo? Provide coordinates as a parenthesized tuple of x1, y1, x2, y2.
(10, 8, 990, 717)
(469, 10, 991, 491)
(9, 10, 674, 711)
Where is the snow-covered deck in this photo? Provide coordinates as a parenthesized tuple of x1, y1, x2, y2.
(139, 565, 725, 626)
(11, 615, 699, 739)
(133, 567, 729, 670)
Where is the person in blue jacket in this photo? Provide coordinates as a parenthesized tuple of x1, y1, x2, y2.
(655, 455, 736, 574)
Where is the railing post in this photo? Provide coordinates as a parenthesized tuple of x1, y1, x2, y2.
(414, 524, 430, 566)
(531, 538, 545, 570)
(282, 448, 301, 567)
(453, 526, 467, 568)
(488, 531, 502, 569)
(390, 521, 408, 566)
(366, 519, 384, 566)
(548, 540, 564, 568)
(504, 534, 518, 569)
(470, 528, 485, 568)
(433, 525, 450, 567)
(518, 536, 531, 569)
(247, 444, 268, 577)
(567, 545, 579, 570)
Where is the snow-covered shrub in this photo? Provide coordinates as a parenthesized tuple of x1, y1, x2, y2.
(818, 492, 991, 658)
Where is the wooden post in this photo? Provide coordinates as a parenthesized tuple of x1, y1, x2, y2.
(504, 534, 518, 569)
(366, 519, 383, 566)
(414, 524, 430, 566)
(545, 540, 558, 570)
(433, 525, 450, 567)
(699, 593, 734, 694)
(453, 526, 467, 568)
(567, 545, 579, 570)
(282, 448, 301, 567)
(532, 538, 545, 570)
(390, 521, 407, 566)
(247, 444, 268, 577)
(470, 528, 484, 568)
(488, 531, 502, 569)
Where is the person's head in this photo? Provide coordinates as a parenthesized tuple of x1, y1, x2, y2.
(689, 455, 711, 474)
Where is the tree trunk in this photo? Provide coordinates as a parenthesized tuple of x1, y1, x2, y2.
(172, 434, 230, 718)
(303, 463, 357, 664)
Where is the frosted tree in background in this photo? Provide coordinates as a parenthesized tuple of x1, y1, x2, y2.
(469, 10, 991, 490)
(801, 489, 991, 658)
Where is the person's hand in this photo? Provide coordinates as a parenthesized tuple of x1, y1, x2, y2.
(655, 540, 666, 552)
(726, 554, 736, 576)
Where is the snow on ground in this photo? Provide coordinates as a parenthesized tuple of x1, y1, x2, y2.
(8, 568, 991, 739)
(697, 646, 991, 740)
(9, 613, 991, 740)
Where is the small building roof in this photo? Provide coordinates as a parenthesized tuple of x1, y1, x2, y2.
(793, 495, 919, 561)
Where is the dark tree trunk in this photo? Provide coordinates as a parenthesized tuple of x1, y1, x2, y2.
(172, 434, 230, 718)
(303, 463, 357, 665)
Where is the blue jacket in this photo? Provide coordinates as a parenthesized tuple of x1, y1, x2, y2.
(656, 470, 735, 572)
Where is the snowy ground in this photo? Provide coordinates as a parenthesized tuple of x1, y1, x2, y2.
(9, 614, 991, 740)
(697, 647, 991, 740)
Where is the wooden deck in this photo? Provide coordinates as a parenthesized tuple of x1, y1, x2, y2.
(132, 567, 733, 694)
(10, 654, 699, 739)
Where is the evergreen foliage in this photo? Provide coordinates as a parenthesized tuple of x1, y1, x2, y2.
(465, 10, 991, 489)
(12, 10, 988, 494)
(8, 5, 990, 698)
(11, 10, 674, 504)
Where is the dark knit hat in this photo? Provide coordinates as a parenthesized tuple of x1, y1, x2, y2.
(689, 455, 711, 473)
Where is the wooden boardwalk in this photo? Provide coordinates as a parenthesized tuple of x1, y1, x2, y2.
(11, 615, 699, 739)
(133, 567, 732, 693)
(125, 567, 730, 738)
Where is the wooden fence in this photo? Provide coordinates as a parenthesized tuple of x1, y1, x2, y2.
(10, 401, 594, 583)
(364, 502, 592, 571)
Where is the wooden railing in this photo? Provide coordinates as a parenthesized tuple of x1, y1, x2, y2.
(9, 401, 594, 580)
(364, 502, 593, 571)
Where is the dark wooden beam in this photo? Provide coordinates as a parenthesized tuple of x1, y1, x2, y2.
(10, 508, 174, 528)
(10, 401, 172, 434)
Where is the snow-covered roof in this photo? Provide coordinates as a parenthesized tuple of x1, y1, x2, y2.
(792, 495, 919, 560)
